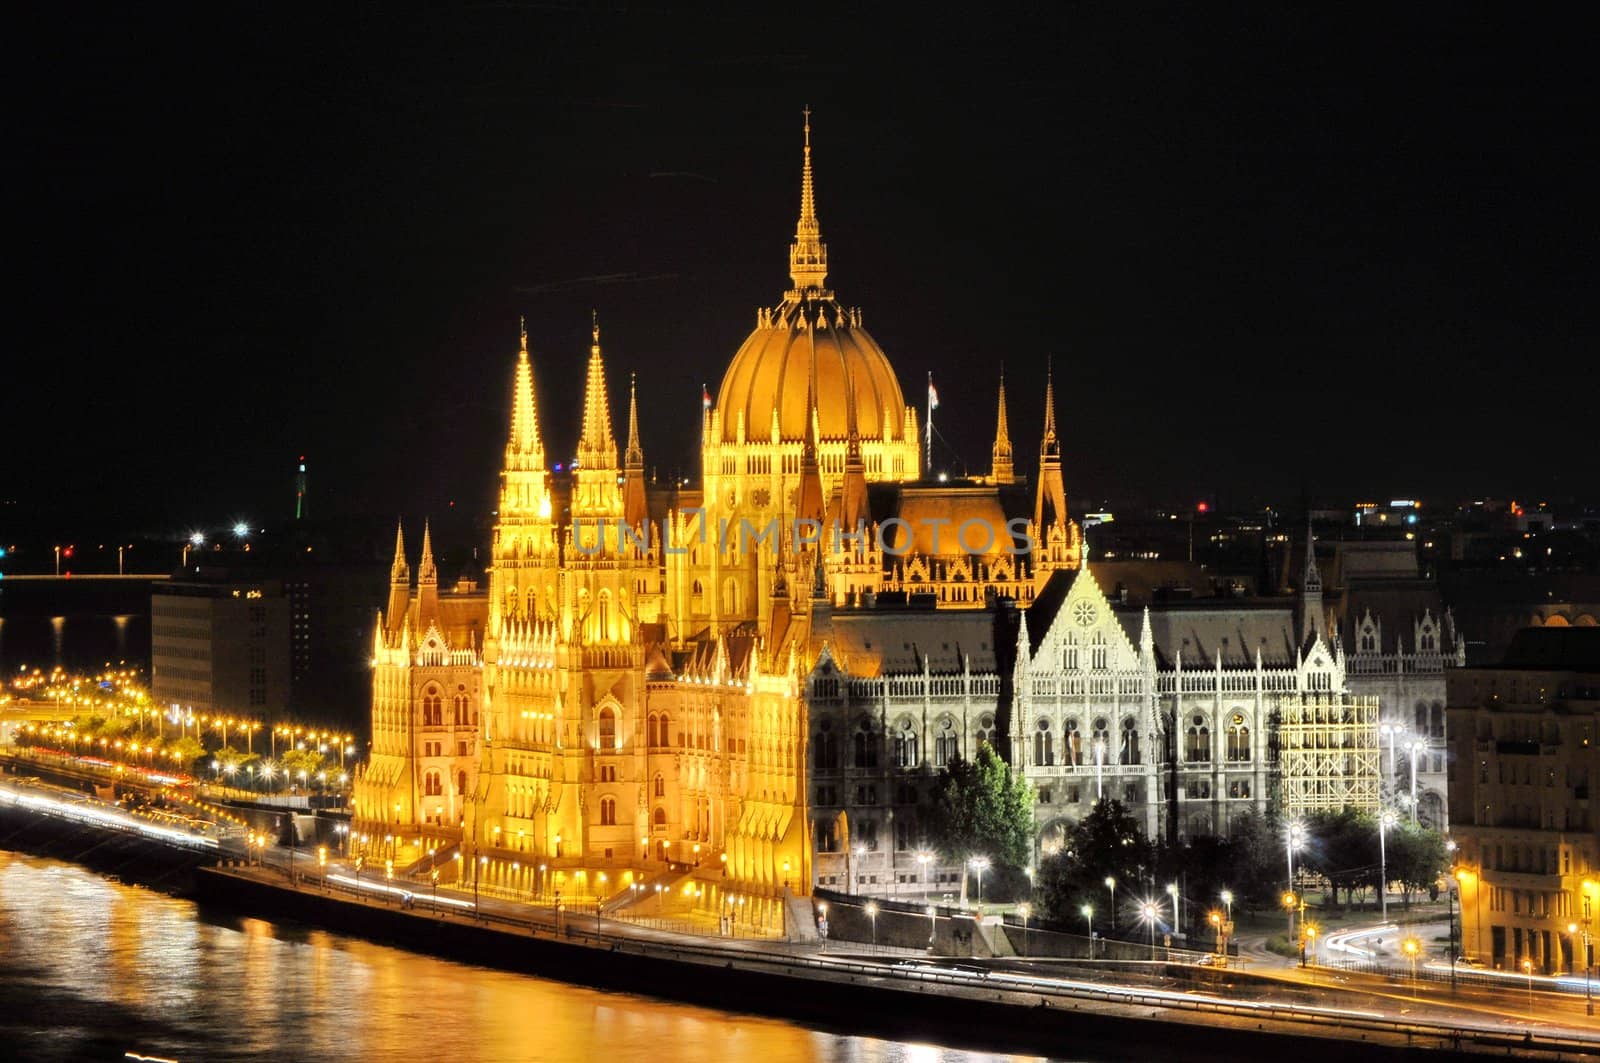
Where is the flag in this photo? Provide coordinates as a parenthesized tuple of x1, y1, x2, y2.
(928, 380, 939, 410)
(702, 384, 712, 409)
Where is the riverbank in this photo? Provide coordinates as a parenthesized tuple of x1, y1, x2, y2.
(196, 864, 1552, 1061)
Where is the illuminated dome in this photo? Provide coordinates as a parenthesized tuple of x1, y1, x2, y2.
(717, 300, 907, 444)
(714, 111, 913, 449)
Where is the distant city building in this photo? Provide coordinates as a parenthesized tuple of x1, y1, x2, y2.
(151, 578, 291, 716)
(1446, 627, 1600, 973)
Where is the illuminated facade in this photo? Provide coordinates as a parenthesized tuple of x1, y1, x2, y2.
(353, 114, 1380, 914)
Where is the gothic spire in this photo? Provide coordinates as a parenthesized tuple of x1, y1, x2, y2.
(625, 371, 643, 469)
(992, 370, 1014, 484)
(796, 318, 825, 526)
(788, 107, 829, 293)
(389, 520, 409, 585)
(505, 317, 546, 471)
(419, 519, 437, 585)
(1041, 359, 1058, 455)
(578, 311, 618, 470)
(1033, 360, 1069, 536)
(1303, 519, 1323, 595)
(838, 360, 869, 531)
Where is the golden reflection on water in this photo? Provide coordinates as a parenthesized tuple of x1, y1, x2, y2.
(0, 853, 1044, 1063)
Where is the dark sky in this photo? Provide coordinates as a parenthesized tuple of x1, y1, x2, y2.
(11, 4, 1597, 538)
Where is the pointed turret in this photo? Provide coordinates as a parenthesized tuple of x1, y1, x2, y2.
(505, 317, 545, 471)
(795, 323, 826, 528)
(991, 371, 1014, 484)
(787, 107, 829, 294)
(835, 361, 869, 534)
(1299, 519, 1325, 643)
(385, 521, 411, 631)
(578, 312, 618, 471)
(417, 519, 439, 624)
(622, 372, 648, 531)
(1033, 361, 1069, 535)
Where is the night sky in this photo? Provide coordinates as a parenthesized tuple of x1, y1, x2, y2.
(11, 5, 1596, 538)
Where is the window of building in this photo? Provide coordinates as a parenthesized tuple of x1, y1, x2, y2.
(1229, 779, 1251, 799)
(599, 707, 616, 749)
(814, 720, 838, 772)
(654, 773, 665, 797)
(454, 693, 470, 727)
(600, 797, 616, 826)
(1185, 715, 1210, 763)
(935, 717, 958, 765)
(1226, 714, 1250, 762)
(1120, 717, 1140, 765)
(424, 688, 443, 727)
(854, 720, 878, 769)
(894, 717, 919, 767)
(424, 772, 442, 796)
(976, 714, 995, 747)
(1034, 717, 1054, 767)
(1064, 718, 1081, 766)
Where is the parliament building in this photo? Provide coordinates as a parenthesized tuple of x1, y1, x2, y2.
(352, 117, 1424, 922)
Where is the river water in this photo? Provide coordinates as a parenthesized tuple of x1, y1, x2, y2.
(0, 851, 1044, 1063)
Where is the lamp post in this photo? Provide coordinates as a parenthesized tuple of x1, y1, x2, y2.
(866, 901, 878, 950)
(915, 850, 931, 897)
(926, 903, 937, 950)
(1093, 737, 1106, 804)
(1405, 741, 1422, 824)
(1139, 900, 1160, 960)
(1285, 820, 1307, 934)
(1378, 809, 1397, 921)
(1105, 876, 1117, 931)
(1166, 882, 1181, 936)
(1404, 936, 1422, 998)
(969, 856, 990, 907)
(1081, 904, 1094, 957)
(1220, 889, 1233, 923)
(853, 844, 866, 894)
(1019, 903, 1031, 958)
(1380, 722, 1405, 785)
(1523, 958, 1535, 1015)
(475, 855, 487, 918)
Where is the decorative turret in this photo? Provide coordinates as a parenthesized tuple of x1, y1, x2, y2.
(578, 312, 618, 472)
(622, 372, 648, 531)
(417, 519, 439, 625)
(992, 371, 1014, 484)
(1299, 520, 1325, 644)
(506, 317, 545, 472)
(787, 107, 829, 294)
(795, 325, 826, 528)
(385, 521, 410, 631)
(835, 362, 869, 533)
(1033, 362, 1069, 536)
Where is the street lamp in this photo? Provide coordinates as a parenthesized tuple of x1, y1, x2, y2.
(1405, 740, 1422, 824)
(1522, 958, 1535, 1014)
(1220, 889, 1233, 922)
(926, 903, 937, 950)
(475, 855, 487, 917)
(915, 850, 932, 895)
(866, 900, 878, 950)
(1379, 722, 1406, 782)
(1403, 936, 1422, 997)
(1019, 903, 1031, 958)
(1105, 876, 1117, 931)
(852, 844, 866, 893)
(1138, 900, 1161, 960)
(1285, 820, 1307, 934)
(1378, 809, 1398, 921)
(969, 856, 990, 906)
(1080, 904, 1094, 957)
(1166, 882, 1181, 936)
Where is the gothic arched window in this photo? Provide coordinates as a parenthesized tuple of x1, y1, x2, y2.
(1185, 715, 1211, 763)
(893, 717, 919, 768)
(653, 773, 665, 798)
(1226, 713, 1250, 762)
(423, 687, 442, 727)
(1034, 717, 1054, 767)
(1119, 717, 1140, 765)
(600, 796, 616, 826)
(599, 707, 616, 749)
(935, 717, 958, 766)
(1064, 718, 1081, 766)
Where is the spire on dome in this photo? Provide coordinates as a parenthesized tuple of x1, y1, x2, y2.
(992, 370, 1014, 484)
(788, 107, 829, 293)
(505, 317, 546, 471)
(578, 310, 618, 470)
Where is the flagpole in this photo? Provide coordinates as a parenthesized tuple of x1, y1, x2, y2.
(925, 371, 933, 472)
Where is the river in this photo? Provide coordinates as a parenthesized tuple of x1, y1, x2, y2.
(0, 851, 1046, 1063)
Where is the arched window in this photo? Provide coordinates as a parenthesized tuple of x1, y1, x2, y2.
(600, 796, 616, 826)
(935, 718, 958, 766)
(893, 718, 919, 767)
(976, 714, 994, 747)
(424, 771, 442, 796)
(454, 693, 470, 727)
(1090, 634, 1108, 671)
(1062, 639, 1079, 671)
(853, 720, 878, 769)
(1414, 701, 1428, 733)
(1226, 713, 1250, 762)
(1064, 718, 1081, 766)
(1034, 717, 1054, 767)
(1091, 716, 1110, 761)
(652, 806, 666, 828)
(1119, 717, 1140, 765)
(1430, 703, 1445, 739)
(814, 719, 837, 771)
(599, 707, 616, 749)
(653, 773, 665, 798)
(597, 590, 611, 641)
(1185, 715, 1210, 763)
(423, 687, 442, 727)
(457, 770, 468, 794)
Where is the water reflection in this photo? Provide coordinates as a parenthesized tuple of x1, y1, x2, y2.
(0, 853, 1044, 1063)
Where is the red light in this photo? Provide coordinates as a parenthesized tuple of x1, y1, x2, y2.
(1196, 502, 1209, 514)
(63, 546, 74, 558)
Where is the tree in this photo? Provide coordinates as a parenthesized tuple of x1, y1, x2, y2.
(1035, 799, 1154, 928)
(925, 742, 1035, 903)
(280, 747, 328, 789)
(1302, 809, 1379, 908)
(169, 735, 206, 770)
(1387, 824, 1448, 906)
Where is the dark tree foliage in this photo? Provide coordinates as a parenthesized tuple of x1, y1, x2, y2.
(1386, 823, 1450, 905)
(925, 742, 1035, 894)
(1035, 799, 1154, 929)
(1301, 808, 1379, 907)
